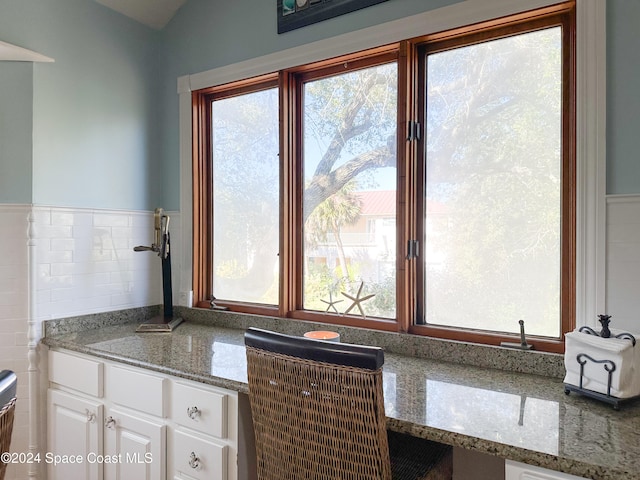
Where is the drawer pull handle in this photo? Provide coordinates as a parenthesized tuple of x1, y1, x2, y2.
(85, 409, 96, 424)
(187, 406, 200, 419)
(105, 416, 116, 429)
(189, 452, 200, 470)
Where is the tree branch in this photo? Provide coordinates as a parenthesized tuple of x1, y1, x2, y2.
(304, 143, 395, 221)
(313, 72, 387, 178)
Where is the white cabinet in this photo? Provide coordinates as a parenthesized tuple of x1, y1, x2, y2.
(170, 381, 235, 480)
(48, 350, 103, 397)
(505, 460, 588, 480)
(107, 364, 167, 417)
(172, 428, 227, 480)
(48, 389, 103, 480)
(48, 351, 167, 480)
(171, 381, 228, 438)
(102, 363, 167, 479)
(104, 407, 165, 480)
(47, 349, 243, 480)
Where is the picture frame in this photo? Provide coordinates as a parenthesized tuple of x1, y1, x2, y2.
(278, 0, 389, 34)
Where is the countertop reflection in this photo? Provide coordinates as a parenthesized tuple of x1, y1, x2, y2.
(42, 321, 640, 480)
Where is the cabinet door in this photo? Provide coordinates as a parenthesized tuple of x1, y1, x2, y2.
(505, 460, 587, 480)
(104, 407, 166, 480)
(48, 389, 103, 480)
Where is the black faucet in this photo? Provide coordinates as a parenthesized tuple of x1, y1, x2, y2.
(133, 208, 183, 332)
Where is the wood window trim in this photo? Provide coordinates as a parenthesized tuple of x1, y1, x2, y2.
(411, 5, 576, 353)
(288, 51, 405, 330)
(191, 3, 577, 353)
(192, 74, 278, 315)
(279, 70, 299, 317)
(407, 324, 569, 354)
(411, 0, 575, 47)
(192, 88, 211, 310)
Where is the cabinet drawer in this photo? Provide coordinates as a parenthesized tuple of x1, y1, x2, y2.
(172, 382, 228, 438)
(173, 429, 227, 480)
(107, 365, 166, 417)
(506, 460, 587, 480)
(49, 350, 103, 397)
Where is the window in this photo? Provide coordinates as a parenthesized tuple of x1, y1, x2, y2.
(192, 2, 576, 351)
(301, 61, 398, 319)
(193, 76, 280, 313)
(414, 14, 575, 347)
(211, 85, 280, 305)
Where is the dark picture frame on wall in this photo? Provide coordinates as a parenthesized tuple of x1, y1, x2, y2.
(278, 0, 390, 34)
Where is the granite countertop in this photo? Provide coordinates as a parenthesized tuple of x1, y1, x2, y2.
(41, 309, 640, 480)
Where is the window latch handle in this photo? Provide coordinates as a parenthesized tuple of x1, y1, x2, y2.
(406, 240, 419, 260)
(407, 121, 421, 141)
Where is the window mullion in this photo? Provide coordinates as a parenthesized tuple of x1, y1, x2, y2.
(279, 71, 301, 316)
(397, 40, 419, 333)
(192, 90, 213, 308)
(561, 10, 577, 337)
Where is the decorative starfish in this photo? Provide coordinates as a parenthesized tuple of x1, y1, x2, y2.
(320, 291, 343, 313)
(341, 281, 375, 318)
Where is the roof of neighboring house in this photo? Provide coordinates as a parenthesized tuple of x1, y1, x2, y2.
(356, 190, 448, 216)
(357, 190, 396, 216)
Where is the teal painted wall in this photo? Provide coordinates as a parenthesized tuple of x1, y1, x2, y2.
(157, 0, 640, 209)
(1, 0, 638, 209)
(0, 62, 33, 203)
(157, 0, 463, 210)
(607, 0, 640, 195)
(0, 0, 161, 209)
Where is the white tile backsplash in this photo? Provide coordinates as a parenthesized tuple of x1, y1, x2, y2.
(0, 204, 182, 479)
(33, 206, 173, 320)
(606, 195, 640, 333)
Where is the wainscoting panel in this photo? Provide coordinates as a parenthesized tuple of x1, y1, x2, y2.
(606, 195, 640, 333)
(0, 205, 175, 479)
(0, 205, 30, 479)
(33, 206, 163, 321)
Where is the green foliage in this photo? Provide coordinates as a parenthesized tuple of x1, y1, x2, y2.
(363, 276, 396, 318)
(215, 259, 248, 280)
(305, 181, 362, 248)
(303, 262, 349, 312)
(304, 64, 397, 159)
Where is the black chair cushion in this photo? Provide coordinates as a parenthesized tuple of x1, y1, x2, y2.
(245, 327, 384, 370)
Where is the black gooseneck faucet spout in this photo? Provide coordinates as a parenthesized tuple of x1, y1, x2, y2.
(133, 208, 183, 332)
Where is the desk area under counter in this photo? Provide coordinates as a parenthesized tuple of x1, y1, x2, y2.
(41, 307, 640, 480)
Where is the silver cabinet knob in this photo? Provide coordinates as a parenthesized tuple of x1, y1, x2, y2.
(105, 416, 116, 429)
(187, 406, 200, 419)
(188, 451, 200, 470)
(85, 409, 96, 424)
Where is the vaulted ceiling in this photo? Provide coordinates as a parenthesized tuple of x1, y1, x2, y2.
(94, 0, 188, 30)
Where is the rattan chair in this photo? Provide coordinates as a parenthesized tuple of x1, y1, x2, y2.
(0, 371, 17, 480)
(245, 328, 452, 480)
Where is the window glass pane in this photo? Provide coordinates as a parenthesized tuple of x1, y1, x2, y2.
(302, 63, 397, 319)
(212, 88, 279, 304)
(425, 27, 562, 337)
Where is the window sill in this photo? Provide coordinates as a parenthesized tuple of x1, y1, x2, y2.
(181, 306, 565, 378)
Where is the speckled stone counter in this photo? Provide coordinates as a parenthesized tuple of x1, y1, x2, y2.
(42, 307, 640, 480)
